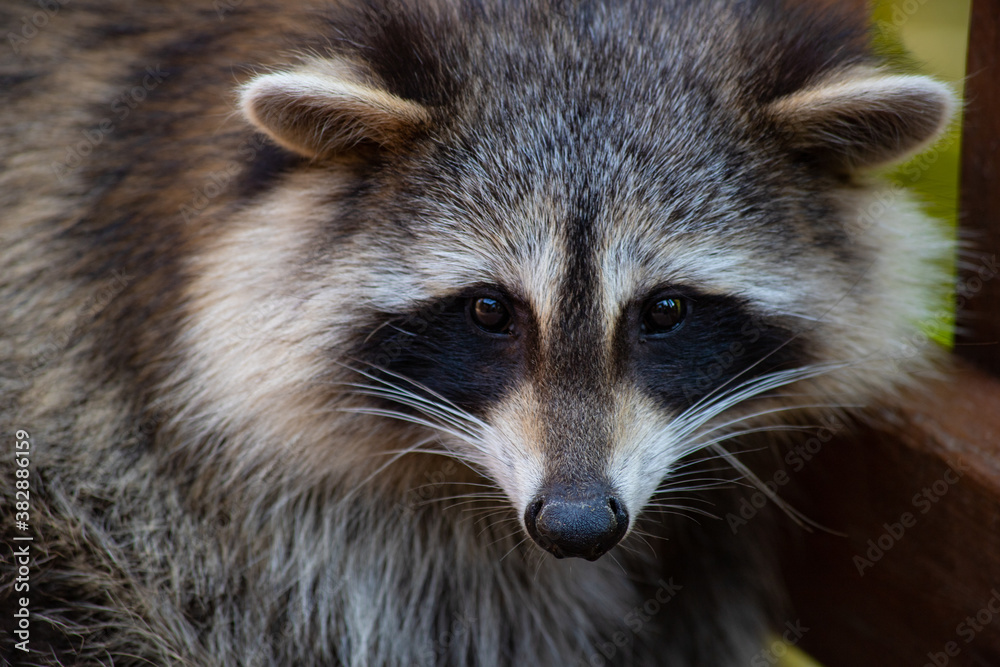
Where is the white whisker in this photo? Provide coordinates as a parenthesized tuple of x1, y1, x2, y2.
(708, 443, 844, 536)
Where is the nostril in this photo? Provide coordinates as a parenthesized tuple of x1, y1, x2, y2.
(608, 496, 629, 530)
(524, 497, 544, 533)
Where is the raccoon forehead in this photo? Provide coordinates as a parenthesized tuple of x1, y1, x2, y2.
(362, 206, 833, 323)
(363, 135, 854, 321)
(352, 188, 827, 325)
(388, 162, 840, 308)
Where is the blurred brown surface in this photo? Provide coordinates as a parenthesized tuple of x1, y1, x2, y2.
(783, 2, 1000, 663)
(956, 0, 1000, 376)
(784, 362, 1000, 665)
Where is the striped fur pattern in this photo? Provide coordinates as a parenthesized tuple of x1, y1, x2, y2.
(1, 0, 954, 665)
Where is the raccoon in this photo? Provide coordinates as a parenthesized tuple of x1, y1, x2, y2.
(0, 0, 955, 665)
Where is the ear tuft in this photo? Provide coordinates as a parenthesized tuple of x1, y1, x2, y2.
(239, 60, 431, 159)
(768, 69, 955, 171)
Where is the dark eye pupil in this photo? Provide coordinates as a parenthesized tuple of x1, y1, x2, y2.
(643, 297, 685, 334)
(472, 297, 511, 333)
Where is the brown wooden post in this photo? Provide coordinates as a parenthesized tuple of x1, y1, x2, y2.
(780, 2, 1000, 664)
(956, 0, 1000, 376)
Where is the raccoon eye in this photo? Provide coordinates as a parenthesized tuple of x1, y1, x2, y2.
(469, 296, 512, 334)
(641, 296, 686, 336)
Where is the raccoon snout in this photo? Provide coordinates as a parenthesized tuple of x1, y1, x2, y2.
(523, 489, 629, 561)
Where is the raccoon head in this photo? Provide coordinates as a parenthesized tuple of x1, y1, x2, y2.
(217, 1, 954, 561)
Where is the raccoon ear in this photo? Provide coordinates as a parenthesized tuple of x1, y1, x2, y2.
(768, 70, 955, 170)
(238, 62, 431, 159)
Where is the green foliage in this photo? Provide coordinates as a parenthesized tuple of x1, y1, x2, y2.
(872, 0, 970, 347)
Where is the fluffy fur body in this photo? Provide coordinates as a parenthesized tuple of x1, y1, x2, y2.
(1, 1, 954, 665)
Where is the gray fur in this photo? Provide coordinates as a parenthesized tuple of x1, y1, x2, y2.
(1, 0, 953, 665)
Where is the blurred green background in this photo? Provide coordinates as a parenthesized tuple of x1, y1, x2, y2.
(874, 0, 970, 233)
(873, 0, 971, 347)
(779, 7, 971, 667)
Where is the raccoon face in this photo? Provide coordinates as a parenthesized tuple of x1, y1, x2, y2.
(228, 6, 954, 561)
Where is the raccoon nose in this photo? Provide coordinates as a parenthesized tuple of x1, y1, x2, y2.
(524, 490, 629, 561)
